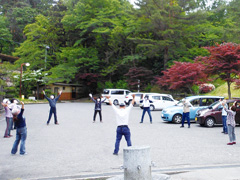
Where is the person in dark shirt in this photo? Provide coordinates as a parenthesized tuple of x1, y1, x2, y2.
(11, 101, 27, 155)
(43, 90, 62, 125)
(89, 93, 106, 123)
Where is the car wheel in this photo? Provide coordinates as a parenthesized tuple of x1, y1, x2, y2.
(205, 117, 215, 127)
(150, 105, 155, 111)
(113, 99, 119, 105)
(172, 114, 182, 124)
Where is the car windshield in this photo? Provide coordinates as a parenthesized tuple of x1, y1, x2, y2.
(176, 99, 185, 106)
(176, 98, 195, 106)
(210, 101, 221, 109)
(103, 89, 109, 94)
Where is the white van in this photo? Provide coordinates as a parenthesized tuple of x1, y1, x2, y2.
(102, 89, 132, 105)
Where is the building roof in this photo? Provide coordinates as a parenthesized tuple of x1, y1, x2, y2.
(53, 83, 82, 87)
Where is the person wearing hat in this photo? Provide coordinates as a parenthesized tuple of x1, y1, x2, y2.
(180, 98, 191, 128)
(1, 99, 13, 138)
(89, 93, 106, 123)
(9, 98, 21, 130)
(139, 95, 153, 124)
(11, 101, 27, 155)
(106, 94, 135, 155)
(43, 90, 62, 125)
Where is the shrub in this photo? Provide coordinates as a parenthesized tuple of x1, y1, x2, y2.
(199, 83, 215, 93)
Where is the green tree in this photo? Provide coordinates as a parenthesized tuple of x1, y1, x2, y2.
(0, 15, 13, 54)
(61, 0, 135, 81)
(130, 0, 234, 71)
(14, 69, 47, 99)
(131, 0, 190, 70)
(0, 62, 16, 98)
(1, 0, 59, 44)
(0, 0, 58, 15)
(224, 0, 240, 43)
(46, 47, 100, 83)
(6, 2, 38, 43)
(13, 12, 65, 70)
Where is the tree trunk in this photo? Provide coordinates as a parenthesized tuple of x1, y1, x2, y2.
(227, 81, 231, 99)
(187, 85, 193, 95)
(0, 85, 3, 110)
(131, 49, 136, 67)
(164, 46, 168, 70)
(37, 82, 39, 100)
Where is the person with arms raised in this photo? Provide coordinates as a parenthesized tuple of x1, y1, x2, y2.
(43, 90, 62, 125)
(106, 95, 135, 155)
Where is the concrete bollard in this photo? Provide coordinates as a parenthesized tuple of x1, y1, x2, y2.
(123, 146, 152, 180)
(108, 146, 170, 180)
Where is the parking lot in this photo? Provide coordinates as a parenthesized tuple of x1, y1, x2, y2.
(1, 102, 240, 180)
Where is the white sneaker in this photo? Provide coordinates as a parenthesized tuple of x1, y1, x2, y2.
(20, 153, 27, 156)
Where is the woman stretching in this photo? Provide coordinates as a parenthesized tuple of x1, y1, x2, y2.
(11, 101, 27, 155)
(43, 90, 62, 125)
(89, 94, 106, 123)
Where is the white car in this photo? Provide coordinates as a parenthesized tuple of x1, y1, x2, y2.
(102, 89, 131, 105)
(140, 93, 178, 111)
(124, 92, 144, 106)
(125, 92, 160, 106)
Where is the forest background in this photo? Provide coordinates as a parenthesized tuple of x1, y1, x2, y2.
(0, 0, 240, 99)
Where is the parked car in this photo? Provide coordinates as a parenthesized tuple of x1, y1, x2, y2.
(102, 89, 131, 105)
(139, 93, 178, 111)
(124, 92, 144, 106)
(195, 99, 240, 127)
(161, 96, 224, 123)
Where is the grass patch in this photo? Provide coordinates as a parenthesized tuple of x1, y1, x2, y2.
(205, 82, 240, 99)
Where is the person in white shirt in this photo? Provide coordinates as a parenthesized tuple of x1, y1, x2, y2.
(106, 94, 135, 155)
(180, 99, 191, 128)
(218, 99, 228, 134)
(140, 96, 153, 123)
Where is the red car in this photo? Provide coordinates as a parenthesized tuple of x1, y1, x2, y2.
(195, 99, 240, 127)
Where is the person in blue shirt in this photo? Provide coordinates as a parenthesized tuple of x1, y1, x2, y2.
(89, 93, 106, 123)
(43, 90, 62, 125)
(218, 99, 228, 134)
(11, 101, 27, 155)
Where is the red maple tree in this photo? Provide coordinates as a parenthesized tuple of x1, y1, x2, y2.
(196, 42, 240, 99)
(75, 73, 101, 94)
(155, 61, 208, 94)
(125, 67, 153, 91)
